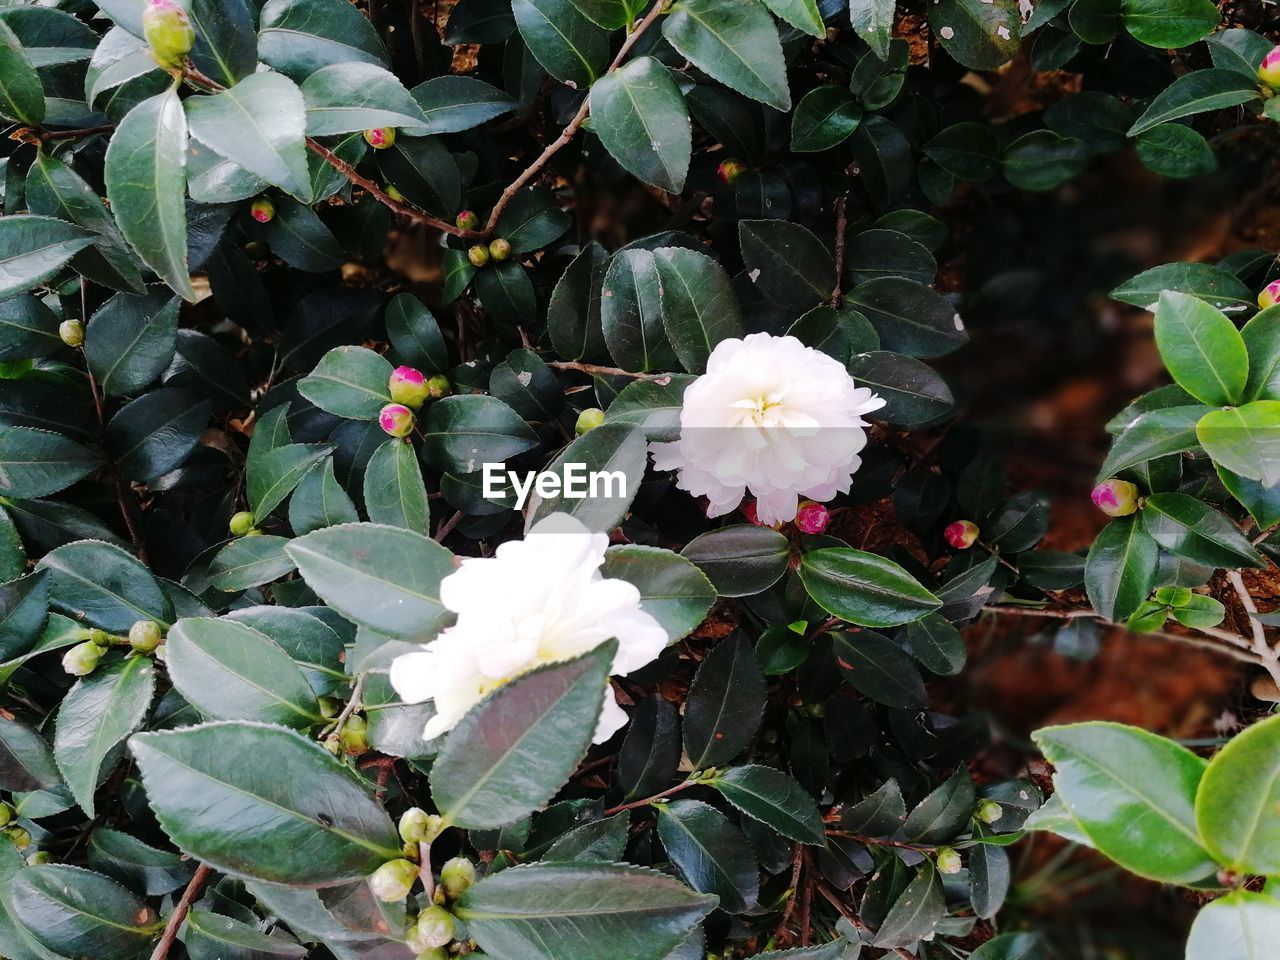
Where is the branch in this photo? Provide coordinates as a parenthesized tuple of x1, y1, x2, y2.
(546, 360, 666, 380)
(481, 0, 670, 234)
(149, 863, 212, 960)
(601, 777, 698, 815)
(1227, 570, 1272, 656)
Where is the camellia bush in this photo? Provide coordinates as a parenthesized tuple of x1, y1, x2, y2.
(0, 0, 1278, 958)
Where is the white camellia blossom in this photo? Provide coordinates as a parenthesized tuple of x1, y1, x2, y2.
(651, 332, 886, 525)
(389, 514, 667, 745)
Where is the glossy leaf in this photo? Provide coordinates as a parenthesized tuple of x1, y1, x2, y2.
(711, 764, 824, 844)
(656, 799, 759, 912)
(684, 634, 767, 768)
(799, 548, 941, 627)
(662, 0, 791, 111)
(590, 57, 691, 193)
(1195, 714, 1280, 874)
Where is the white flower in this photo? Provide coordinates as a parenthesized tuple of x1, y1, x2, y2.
(650, 333, 885, 526)
(388, 514, 667, 745)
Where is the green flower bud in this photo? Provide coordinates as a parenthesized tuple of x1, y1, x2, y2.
(322, 733, 342, 755)
(427, 375, 451, 399)
(575, 407, 605, 435)
(369, 859, 418, 902)
(229, 511, 256, 536)
(975, 799, 1003, 825)
(440, 857, 476, 899)
(27, 850, 52, 865)
(399, 808, 444, 845)
(0, 802, 14, 828)
(142, 0, 195, 68)
(468, 244, 490, 268)
(340, 715, 369, 756)
(407, 906, 454, 951)
(455, 210, 480, 231)
(1091, 478, 1139, 517)
(364, 127, 397, 150)
(128, 620, 163, 653)
(4, 826, 31, 850)
(58, 319, 84, 348)
(250, 197, 275, 224)
(936, 846, 962, 875)
(62, 640, 104, 677)
(390, 366, 431, 409)
(488, 238, 512, 262)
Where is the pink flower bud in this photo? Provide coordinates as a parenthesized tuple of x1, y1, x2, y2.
(249, 197, 275, 224)
(389, 366, 430, 409)
(1260, 46, 1280, 89)
(944, 520, 980, 550)
(379, 403, 415, 438)
(795, 500, 830, 535)
(717, 158, 746, 185)
(142, 0, 194, 68)
(456, 210, 480, 231)
(364, 127, 397, 150)
(1091, 478, 1139, 517)
(1259, 278, 1280, 310)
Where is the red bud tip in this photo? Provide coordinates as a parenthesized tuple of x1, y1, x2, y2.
(1259, 279, 1280, 310)
(364, 127, 397, 150)
(249, 197, 275, 223)
(944, 520, 980, 550)
(380, 403, 415, 438)
(717, 158, 746, 185)
(1260, 46, 1280, 89)
(1091, 479, 1139, 517)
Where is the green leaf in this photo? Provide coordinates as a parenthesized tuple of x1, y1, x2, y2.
(432, 643, 614, 829)
(873, 863, 944, 948)
(684, 634, 767, 768)
(618, 695, 680, 800)
(298, 345, 395, 419)
(86, 827, 195, 897)
(0, 215, 93, 301)
(409, 75, 517, 135)
(930, 0, 1021, 71)
(364, 438, 430, 535)
(1135, 124, 1217, 180)
(831, 630, 927, 709)
(525, 423, 647, 533)
(845, 351, 954, 427)
(1121, 0, 1219, 48)
(130, 721, 401, 885)
(185, 909, 308, 960)
(25, 152, 146, 294)
(548, 242, 609, 361)
(654, 246, 744, 374)
(970, 933, 1048, 960)
(846, 277, 967, 358)
(899, 612, 966, 676)
(421, 394, 539, 473)
(1198, 401, 1280, 488)
(1110, 261, 1254, 313)
(1033, 722, 1215, 884)
(37, 540, 171, 632)
(475, 260, 537, 328)
(0, 570, 47, 661)
(1242, 306, 1280, 401)
(286, 522, 455, 638)
(512, 0, 610, 88)
(590, 57, 691, 194)
(53, 655, 155, 817)
(263, 196, 345, 271)
(600, 249, 678, 372)
(0, 425, 100, 499)
(1153, 291, 1248, 406)
(680, 524, 790, 597)
(1140, 492, 1265, 568)
(208, 535, 297, 590)
(662, 0, 791, 111)
(1097, 405, 1210, 479)
(763, 0, 823, 36)
(258, 0, 389, 79)
(455, 862, 716, 960)
(496, 188, 571, 255)
(0, 18, 44, 125)
(289, 456, 360, 535)
(969, 835, 1010, 919)
(106, 388, 213, 480)
(302, 60, 431, 132)
(7, 865, 160, 960)
(186, 0, 258, 87)
(186, 71, 313, 203)
(600, 545, 714, 642)
(543, 812, 630, 862)
(1084, 516, 1158, 622)
(790, 85, 862, 153)
(1185, 891, 1280, 960)
(903, 767, 975, 842)
(0, 295, 60, 362)
(1002, 130, 1090, 191)
(84, 289, 180, 396)
(248, 443, 332, 518)
(105, 89, 194, 301)
(166, 617, 322, 726)
(799, 547, 941, 627)
(656, 799, 758, 912)
(923, 122, 1001, 182)
(386, 293, 450, 375)
(0, 715, 61, 791)
(711, 764, 824, 844)
(1128, 69, 1258, 137)
(1194, 714, 1280, 874)
(849, 0, 894, 59)
(739, 220, 835, 311)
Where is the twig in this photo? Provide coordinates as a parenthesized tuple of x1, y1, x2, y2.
(601, 777, 698, 816)
(36, 123, 115, 143)
(434, 509, 465, 543)
(322, 673, 366, 740)
(830, 194, 848, 305)
(547, 360, 663, 380)
(1227, 570, 1272, 656)
(149, 863, 211, 960)
(481, 0, 670, 234)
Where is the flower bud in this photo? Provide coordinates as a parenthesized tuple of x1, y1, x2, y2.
(1091, 478, 1139, 517)
(340, 714, 369, 755)
(4, 826, 31, 849)
(27, 850, 52, 865)
(944, 520, 980, 550)
(975, 799, 1003, 825)
(935, 846, 962, 875)
(795, 501, 830, 535)
(488, 238, 512, 262)
(399, 807, 444, 845)
(390, 366, 431, 409)
(380, 403, 415, 438)
(364, 127, 397, 150)
(0, 802, 13, 828)
(58, 319, 84, 348)
(456, 210, 480, 231)
(1259, 279, 1280, 310)
(386, 184, 405, 202)
(468, 244, 490, 268)
(427, 375, 451, 399)
(575, 407, 605, 435)
(440, 857, 476, 899)
(1260, 46, 1280, 89)
(416, 950, 448, 960)
(143, 0, 195, 68)
(81, 628, 111, 646)
(369, 859, 418, 902)
(249, 197, 275, 224)
(322, 733, 341, 755)
(408, 906, 454, 950)
(128, 620, 163, 654)
(229, 511, 257, 536)
(717, 158, 746, 185)
(62, 640, 104, 677)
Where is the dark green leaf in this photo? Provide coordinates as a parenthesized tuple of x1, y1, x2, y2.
(711, 764, 824, 844)
(8, 865, 160, 960)
(37, 540, 171, 632)
(1084, 516, 1159, 622)
(590, 57, 691, 194)
(106, 388, 213, 480)
(791, 85, 861, 153)
(525, 423, 647, 532)
(831, 630, 927, 709)
(1128, 69, 1258, 136)
(618, 695, 681, 800)
(1121, 0, 1219, 48)
(846, 351, 953, 427)
(364, 438, 431, 535)
(298, 346, 395, 419)
(601, 544, 714, 641)
(0, 425, 100, 498)
(302, 62, 430, 136)
(680, 524, 790, 597)
(1140, 492, 1265, 568)
(930, 0, 1021, 71)
(512, 0, 610, 88)
(1110, 261, 1253, 312)
(84, 288, 180, 396)
(258, 0, 389, 79)
(654, 246, 744, 373)
(799, 548, 941, 627)
(656, 799, 758, 912)
(0, 18, 43, 124)
(739, 220, 835, 311)
(0, 215, 93, 301)
(662, 0, 790, 111)
(684, 634, 767, 768)
(846, 278, 967, 359)
(208, 535, 298, 590)
(409, 75, 517, 135)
